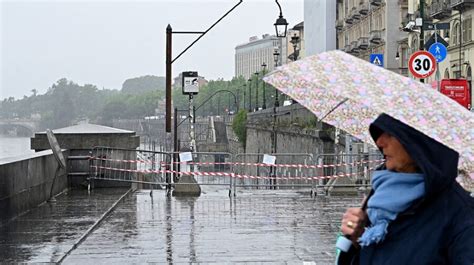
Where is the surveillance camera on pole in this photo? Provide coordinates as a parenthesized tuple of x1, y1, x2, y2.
(402, 21, 416, 32)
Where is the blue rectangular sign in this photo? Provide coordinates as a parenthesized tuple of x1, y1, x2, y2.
(370, 54, 384, 67)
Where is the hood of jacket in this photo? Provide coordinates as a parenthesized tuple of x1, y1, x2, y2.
(369, 113, 459, 200)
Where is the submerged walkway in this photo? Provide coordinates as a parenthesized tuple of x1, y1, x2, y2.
(0, 188, 364, 264)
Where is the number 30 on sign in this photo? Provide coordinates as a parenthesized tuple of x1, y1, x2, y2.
(408, 51, 437, 79)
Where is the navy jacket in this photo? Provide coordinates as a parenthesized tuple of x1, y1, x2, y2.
(339, 114, 474, 264)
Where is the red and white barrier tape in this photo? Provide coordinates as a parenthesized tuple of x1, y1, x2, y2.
(90, 165, 378, 181)
(90, 156, 384, 170)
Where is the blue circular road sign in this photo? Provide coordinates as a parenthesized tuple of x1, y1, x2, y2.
(428, 42, 447, 63)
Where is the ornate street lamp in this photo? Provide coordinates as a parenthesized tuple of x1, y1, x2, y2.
(247, 78, 252, 112)
(241, 84, 246, 111)
(254, 71, 259, 111)
(261, 63, 267, 109)
(290, 33, 300, 61)
(274, 0, 288, 38)
(273, 48, 280, 107)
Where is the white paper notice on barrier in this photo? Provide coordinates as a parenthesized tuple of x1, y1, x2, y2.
(262, 154, 276, 165)
(179, 152, 193, 162)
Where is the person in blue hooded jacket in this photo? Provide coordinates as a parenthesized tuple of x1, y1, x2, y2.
(337, 113, 474, 264)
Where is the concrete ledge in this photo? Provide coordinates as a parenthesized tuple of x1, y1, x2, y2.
(0, 151, 68, 226)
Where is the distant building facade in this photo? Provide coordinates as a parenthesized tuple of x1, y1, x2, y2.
(234, 34, 286, 79)
(336, 0, 403, 74)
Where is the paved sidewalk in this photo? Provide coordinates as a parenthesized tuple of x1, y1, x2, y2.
(0, 187, 365, 264)
(64, 189, 363, 264)
(0, 188, 129, 263)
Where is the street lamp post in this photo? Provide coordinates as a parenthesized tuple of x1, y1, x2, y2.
(165, 1, 242, 135)
(274, 0, 289, 38)
(247, 78, 252, 112)
(241, 84, 246, 111)
(254, 72, 259, 111)
(273, 48, 280, 107)
(261, 63, 267, 109)
(290, 33, 300, 61)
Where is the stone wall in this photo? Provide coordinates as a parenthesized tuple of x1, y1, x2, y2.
(0, 151, 68, 226)
(244, 103, 343, 159)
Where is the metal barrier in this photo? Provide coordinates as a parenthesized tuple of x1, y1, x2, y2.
(89, 146, 172, 191)
(88, 146, 384, 196)
(168, 151, 234, 192)
(316, 152, 384, 194)
(233, 153, 316, 192)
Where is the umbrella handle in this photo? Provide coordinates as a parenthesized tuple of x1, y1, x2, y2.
(335, 189, 372, 263)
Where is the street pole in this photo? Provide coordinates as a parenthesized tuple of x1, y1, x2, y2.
(164, 0, 242, 137)
(254, 72, 259, 111)
(248, 78, 252, 112)
(459, 10, 463, 78)
(419, 0, 425, 83)
(188, 94, 196, 152)
(166, 25, 172, 133)
(273, 49, 280, 107)
(262, 63, 267, 109)
(242, 84, 246, 111)
(435, 24, 441, 92)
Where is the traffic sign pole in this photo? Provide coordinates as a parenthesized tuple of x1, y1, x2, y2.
(409, 51, 437, 79)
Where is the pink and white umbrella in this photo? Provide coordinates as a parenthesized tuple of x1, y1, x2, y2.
(263, 50, 474, 173)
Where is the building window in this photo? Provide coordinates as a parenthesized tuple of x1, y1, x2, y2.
(462, 18, 472, 43)
(444, 68, 450, 79)
(401, 47, 408, 68)
(453, 22, 460, 45)
(411, 37, 418, 54)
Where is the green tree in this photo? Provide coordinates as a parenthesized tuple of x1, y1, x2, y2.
(232, 109, 247, 148)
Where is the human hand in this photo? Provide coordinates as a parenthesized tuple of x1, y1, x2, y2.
(341, 207, 367, 247)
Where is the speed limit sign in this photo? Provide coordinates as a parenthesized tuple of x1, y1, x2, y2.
(409, 51, 437, 79)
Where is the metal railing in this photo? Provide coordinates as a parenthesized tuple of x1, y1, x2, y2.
(87, 146, 385, 196)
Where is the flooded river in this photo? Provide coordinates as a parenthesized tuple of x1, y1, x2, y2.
(0, 136, 34, 159)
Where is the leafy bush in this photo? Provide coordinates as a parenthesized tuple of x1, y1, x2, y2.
(232, 109, 247, 148)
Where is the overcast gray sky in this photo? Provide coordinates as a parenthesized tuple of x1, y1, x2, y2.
(0, 0, 303, 99)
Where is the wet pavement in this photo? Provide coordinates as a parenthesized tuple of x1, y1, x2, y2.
(0, 187, 365, 264)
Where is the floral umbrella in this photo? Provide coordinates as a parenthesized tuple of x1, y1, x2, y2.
(263, 50, 474, 173)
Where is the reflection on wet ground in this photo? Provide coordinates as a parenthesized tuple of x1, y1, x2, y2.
(0, 188, 128, 263)
(0, 188, 365, 264)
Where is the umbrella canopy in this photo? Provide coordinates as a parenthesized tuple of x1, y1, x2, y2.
(263, 50, 474, 173)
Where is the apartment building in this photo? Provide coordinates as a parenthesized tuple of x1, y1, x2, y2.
(336, 0, 404, 73)
(403, 0, 473, 108)
(234, 34, 286, 80)
(422, 0, 473, 81)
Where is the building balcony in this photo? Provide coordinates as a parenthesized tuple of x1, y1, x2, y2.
(336, 19, 344, 31)
(345, 14, 354, 25)
(359, 3, 369, 16)
(450, 0, 474, 10)
(369, 30, 383, 44)
(344, 44, 352, 53)
(351, 41, 360, 54)
(351, 7, 361, 20)
(399, 68, 409, 76)
(429, 1, 451, 19)
(358, 37, 370, 50)
(370, 0, 383, 7)
(398, 0, 408, 5)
